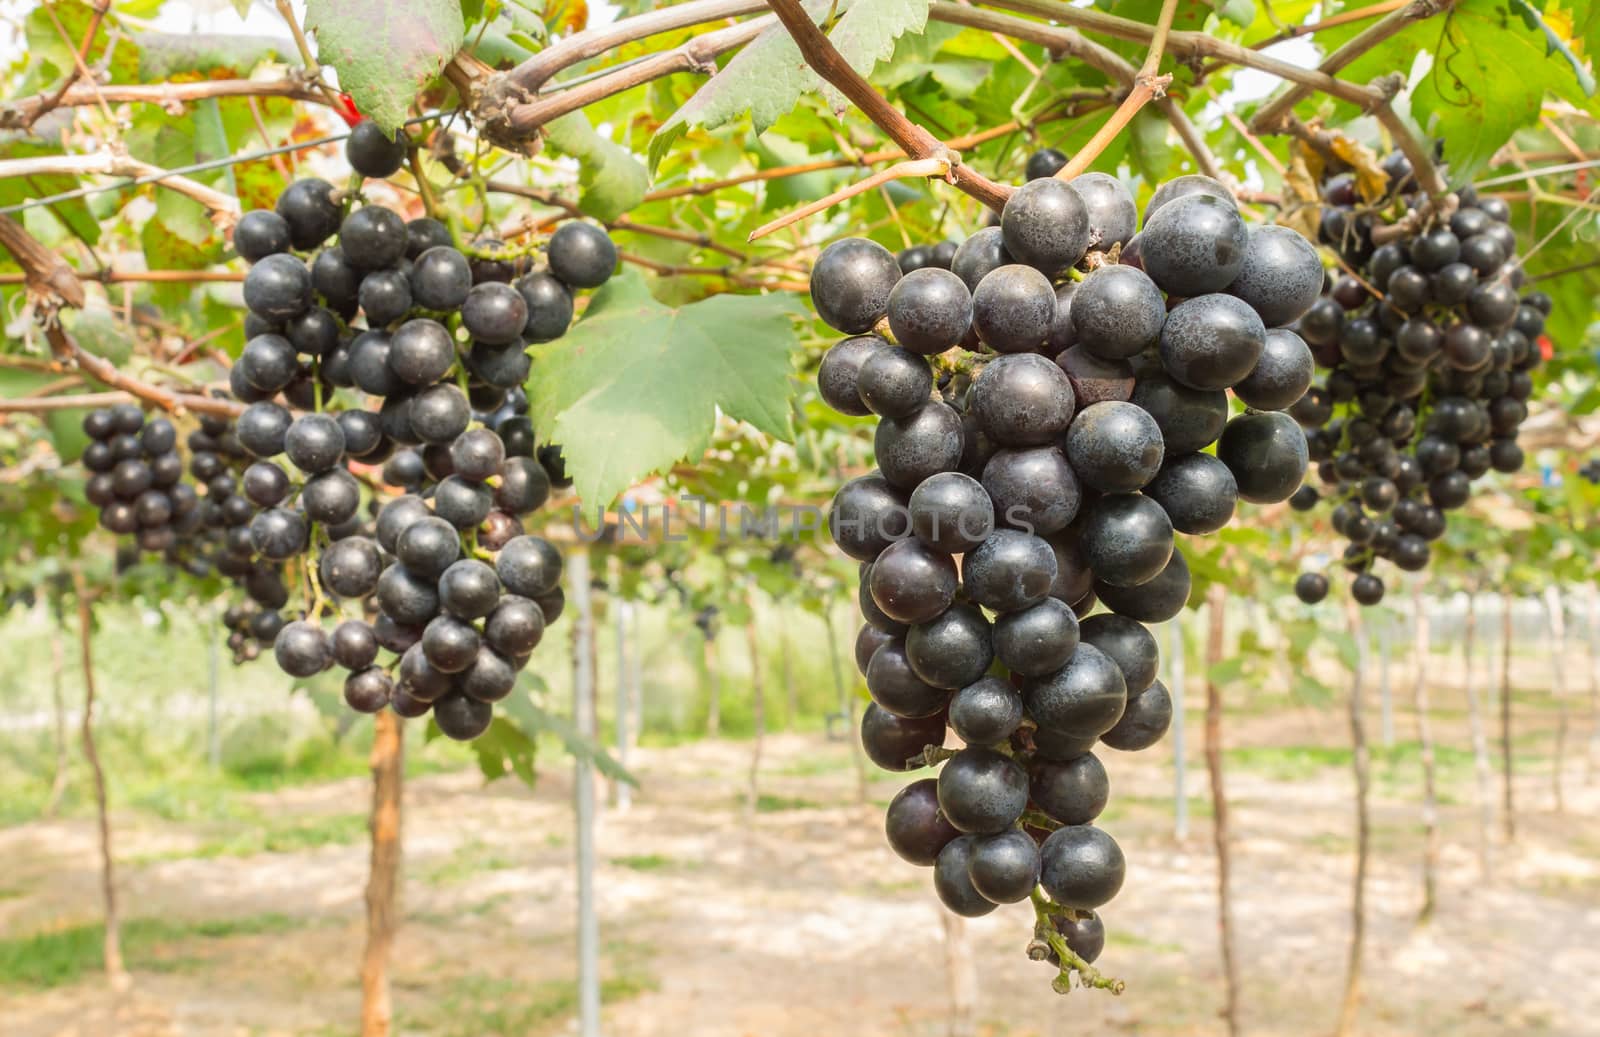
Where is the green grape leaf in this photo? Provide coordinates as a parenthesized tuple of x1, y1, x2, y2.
(1206, 656, 1247, 685)
(649, 0, 932, 173)
(24, 1, 140, 88)
(157, 191, 217, 248)
(139, 33, 291, 78)
(1412, 0, 1597, 184)
(43, 410, 91, 463)
(0, 142, 100, 246)
(462, 716, 540, 786)
(1510, 0, 1597, 95)
(500, 685, 638, 786)
(305, 0, 465, 134)
(61, 310, 134, 368)
(1127, 107, 1172, 183)
(543, 112, 650, 220)
(0, 369, 59, 400)
(528, 269, 801, 508)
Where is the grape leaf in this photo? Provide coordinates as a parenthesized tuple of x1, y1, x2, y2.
(649, 0, 932, 174)
(542, 112, 649, 220)
(139, 33, 292, 78)
(0, 369, 59, 400)
(1510, 0, 1597, 95)
(0, 142, 99, 247)
(1411, 0, 1596, 183)
(305, 0, 465, 134)
(499, 683, 637, 786)
(457, 715, 540, 786)
(1127, 108, 1172, 183)
(528, 269, 802, 508)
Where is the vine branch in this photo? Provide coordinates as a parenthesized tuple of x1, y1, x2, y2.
(3, 77, 328, 128)
(929, 4, 1221, 178)
(0, 152, 240, 226)
(0, 270, 245, 286)
(499, 18, 774, 141)
(1248, 0, 1409, 51)
(764, 0, 1013, 211)
(503, 0, 768, 94)
(1054, 0, 1178, 181)
(0, 215, 243, 419)
(985, 0, 1385, 109)
(1250, 0, 1454, 132)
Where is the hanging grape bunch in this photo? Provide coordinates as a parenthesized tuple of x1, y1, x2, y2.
(1287, 153, 1548, 608)
(82, 402, 293, 662)
(1580, 458, 1600, 485)
(221, 120, 615, 739)
(82, 404, 196, 553)
(813, 159, 1318, 990)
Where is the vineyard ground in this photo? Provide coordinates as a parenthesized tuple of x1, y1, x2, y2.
(2, 670, 1599, 1037)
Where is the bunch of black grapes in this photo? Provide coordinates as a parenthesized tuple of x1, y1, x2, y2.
(1286, 155, 1547, 607)
(220, 124, 613, 739)
(888, 148, 1071, 275)
(83, 404, 291, 660)
(82, 404, 193, 550)
(1580, 458, 1600, 484)
(813, 167, 1319, 987)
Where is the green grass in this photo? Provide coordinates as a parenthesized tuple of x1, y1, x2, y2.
(131, 811, 367, 863)
(610, 853, 691, 872)
(409, 943, 657, 1036)
(1227, 741, 1489, 788)
(754, 793, 828, 813)
(1107, 929, 1184, 954)
(421, 839, 519, 884)
(0, 913, 303, 989)
(768, 752, 857, 777)
(1100, 795, 1214, 823)
(419, 973, 657, 1036)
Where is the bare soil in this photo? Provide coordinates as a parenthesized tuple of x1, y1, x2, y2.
(4, 694, 1600, 1037)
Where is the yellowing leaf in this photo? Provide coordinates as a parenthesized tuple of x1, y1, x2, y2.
(1327, 131, 1388, 204)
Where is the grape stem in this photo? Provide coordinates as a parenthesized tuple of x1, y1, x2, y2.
(762, 0, 1014, 213)
(1019, 809, 1063, 832)
(410, 149, 441, 220)
(907, 744, 959, 769)
(303, 530, 329, 621)
(1029, 889, 1126, 995)
(1053, 0, 1179, 183)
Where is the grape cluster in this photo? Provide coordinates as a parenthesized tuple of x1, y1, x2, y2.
(1580, 458, 1600, 484)
(813, 165, 1317, 983)
(84, 403, 289, 654)
(217, 127, 614, 738)
(1287, 156, 1547, 607)
(82, 404, 192, 550)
